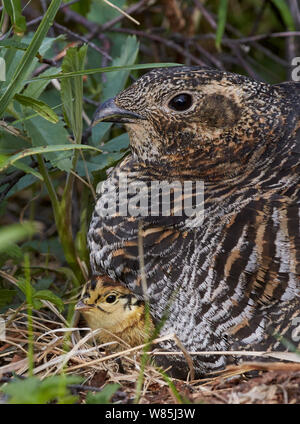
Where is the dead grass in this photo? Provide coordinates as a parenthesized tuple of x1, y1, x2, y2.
(1, 305, 300, 404)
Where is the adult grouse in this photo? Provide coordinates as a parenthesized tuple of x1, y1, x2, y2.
(88, 66, 300, 378)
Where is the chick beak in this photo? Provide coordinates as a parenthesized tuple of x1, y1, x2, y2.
(75, 300, 93, 311)
(92, 97, 144, 126)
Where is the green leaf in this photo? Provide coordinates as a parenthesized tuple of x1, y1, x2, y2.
(27, 62, 181, 82)
(101, 133, 129, 152)
(23, 237, 64, 259)
(34, 277, 54, 291)
(101, 36, 139, 102)
(0, 38, 63, 67)
(71, 0, 91, 16)
(216, 0, 228, 51)
(13, 280, 63, 312)
(0, 144, 101, 173)
(24, 116, 74, 172)
(14, 94, 59, 123)
(91, 122, 112, 146)
(0, 39, 29, 51)
(86, 384, 120, 404)
(33, 290, 64, 312)
(0, 242, 23, 268)
(271, 0, 295, 31)
(87, 0, 125, 25)
(76, 151, 125, 176)
(61, 44, 87, 143)
(0, 127, 28, 154)
(32, 298, 44, 310)
(1, 174, 37, 200)
(23, 67, 62, 100)
(3, 0, 26, 35)
(90, 36, 139, 145)
(14, 278, 32, 296)
(0, 0, 62, 117)
(1, 375, 81, 404)
(0, 223, 37, 253)
(9, 159, 43, 180)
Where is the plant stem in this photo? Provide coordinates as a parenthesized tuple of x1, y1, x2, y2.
(37, 154, 83, 287)
(24, 253, 34, 377)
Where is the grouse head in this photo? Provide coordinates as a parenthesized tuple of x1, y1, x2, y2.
(93, 66, 296, 181)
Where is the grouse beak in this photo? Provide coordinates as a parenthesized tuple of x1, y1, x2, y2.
(75, 300, 93, 312)
(92, 97, 145, 126)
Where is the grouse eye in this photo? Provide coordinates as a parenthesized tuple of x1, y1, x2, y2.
(168, 93, 193, 111)
(106, 295, 117, 303)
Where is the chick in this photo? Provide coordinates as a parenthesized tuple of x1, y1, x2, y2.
(75, 276, 152, 352)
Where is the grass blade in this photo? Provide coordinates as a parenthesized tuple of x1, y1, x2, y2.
(61, 44, 87, 144)
(216, 0, 228, 51)
(14, 94, 60, 123)
(3, 0, 26, 35)
(271, 0, 295, 31)
(0, 144, 102, 172)
(27, 62, 181, 82)
(0, 0, 62, 117)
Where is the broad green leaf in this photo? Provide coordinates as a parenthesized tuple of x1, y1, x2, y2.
(91, 122, 112, 146)
(0, 144, 101, 172)
(32, 289, 64, 312)
(24, 116, 73, 172)
(71, 0, 91, 16)
(87, 0, 125, 25)
(16, 278, 42, 311)
(0, 38, 63, 75)
(0, 36, 24, 93)
(0, 243, 23, 261)
(76, 151, 125, 176)
(0, 223, 37, 252)
(86, 384, 120, 404)
(27, 62, 181, 82)
(1, 375, 81, 404)
(1, 174, 37, 200)
(101, 133, 129, 152)
(16, 278, 27, 295)
(14, 94, 59, 123)
(3, 0, 26, 35)
(23, 237, 64, 259)
(90, 36, 139, 146)
(101, 36, 139, 102)
(0, 127, 29, 154)
(61, 45, 87, 143)
(0, 0, 62, 117)
(10, 159, 43, 180)
(271, 0, 295, 31)
(0, 242, 23, 268)
(23, 67, 62, 100)
(34, 277, 54, 291)
(0, 39, 29, 51)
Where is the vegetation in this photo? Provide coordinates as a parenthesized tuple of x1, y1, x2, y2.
(0, 0, 299, 404)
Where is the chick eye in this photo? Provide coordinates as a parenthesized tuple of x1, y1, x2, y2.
(106, 295, 117, 303)
(168, 93, 193, 111)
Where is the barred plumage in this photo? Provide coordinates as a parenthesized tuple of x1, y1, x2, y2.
(88, 67, 300, 378)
